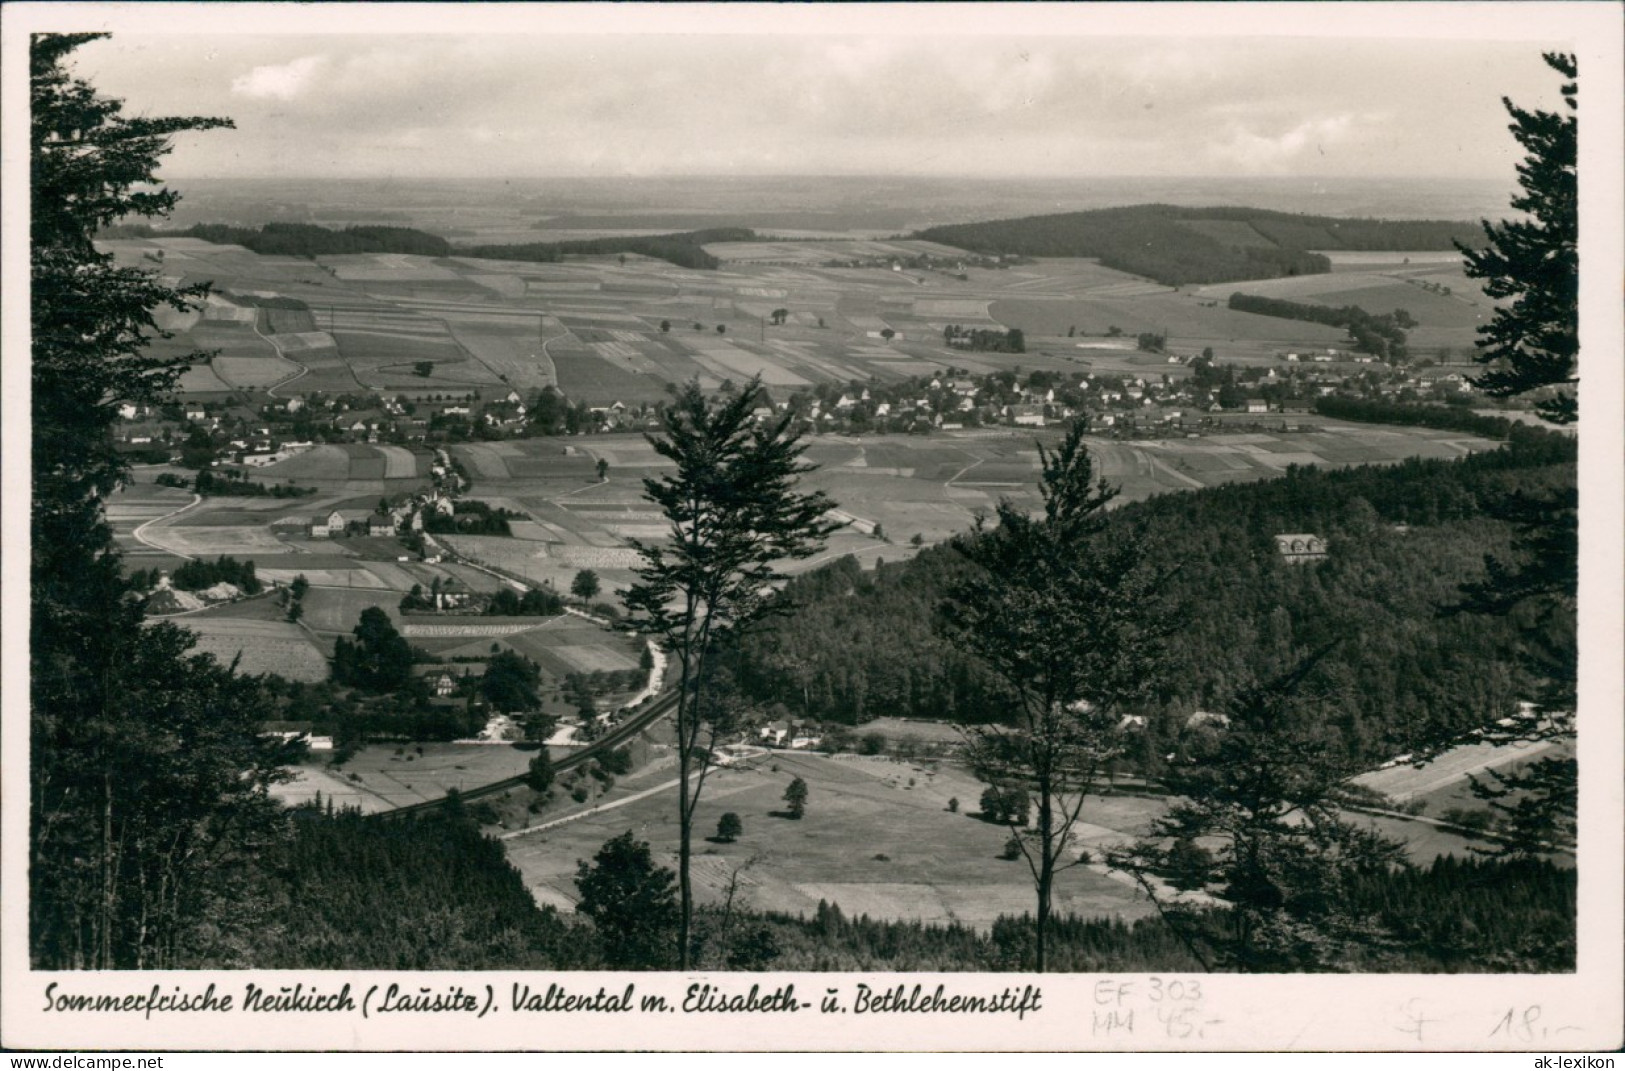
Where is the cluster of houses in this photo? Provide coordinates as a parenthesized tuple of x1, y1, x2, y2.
(756, 720, 824, 750)
(307, 488, 457, 541)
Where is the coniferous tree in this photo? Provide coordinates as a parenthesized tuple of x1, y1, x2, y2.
(30, 34, 299, 968)
(1110, 652, 1408, 972)
(940, 421, 1174, 971)
(1457, 52, 1578, 425)
(1445, 53, 1580, 855)
(621, 377, 838, 968)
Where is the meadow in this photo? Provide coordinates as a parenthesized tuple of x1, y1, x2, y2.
(496, 748, 1491, 924)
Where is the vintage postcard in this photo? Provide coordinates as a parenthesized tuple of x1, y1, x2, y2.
(3, 1, 1621, 1054)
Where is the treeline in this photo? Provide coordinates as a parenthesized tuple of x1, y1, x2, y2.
(750, 853, 1572, 972)
(483, 586, 565, 617)
(423, 499, 523, 536)
(943, 325, 1026, 353)
(1227, 292, 1413, 360)
(460, 228, 755, 271)
(733, 434, 1576, 771)
(913, 205, 1478, 287)
(237, 807, 1572, 971)
(127, 555, 261, 595)
(185, 222, 452, 258)
(194, 469, 316, 497)
(1314, 395, 1519, 439)
(242, 805, 587, 969)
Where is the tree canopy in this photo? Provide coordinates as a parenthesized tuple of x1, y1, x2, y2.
(940, 420, 1173, 970)
(574, 832, 680, 969)
(1458, 53, 1578, 425)
(30, 33, 296, 968)
(621, 377, 838, 967)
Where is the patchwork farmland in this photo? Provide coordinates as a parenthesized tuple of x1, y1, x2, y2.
(100, 234, 1497, 410)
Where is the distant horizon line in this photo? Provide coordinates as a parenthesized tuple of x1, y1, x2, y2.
(159, 172, 1513, 185)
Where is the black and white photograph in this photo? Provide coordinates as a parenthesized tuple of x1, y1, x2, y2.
(3, 1, 1621, 1054)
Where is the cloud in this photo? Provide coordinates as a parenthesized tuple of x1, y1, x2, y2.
(1212, 115, 1357, 172)
(230, 55, 323, 101)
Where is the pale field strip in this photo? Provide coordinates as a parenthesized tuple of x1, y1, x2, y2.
(1080, 280, 1172, 297)
(201, 305, 257, 323)
(329, 264, 461, 281)
(332, 327, 448, 343)
(736, 286, 789, 298)
(139, 525, 293, 557)
(607, 329, 645, 342)
(546, 644, 637, 674)
(565, 509, 668, 522)
(272, 331, 338, 352)
(400, 621, 540, 638)
(335, 307, 448, 324)
(106, 503, 181, 522)
(375, 445, 419, 479)
(673, 346, 743, 384)
(177, 365, 233, 391)
(604, 524, 670, 540)
(528, 280, 602, 292)
(259, 568, 385, 588)
(915, 299, 992, 318)
(1317, 250, 1464, 266)
(149, 236, 241, 251)
(702, 345, 811, 387)
(186, 635, 329, 683)
(553, 308, 645, 324)
(776, 347, 870, 382)
(359, 561, 420, 591)
(214, 356, 297, 388)
(506, 521, 553, 541)
(465, 274, 528, 298)
(551, 545, 643, 569)
(591, 341, 639, 359)
(454, 443, 512, 480)
(1191, 272, 1407, 302)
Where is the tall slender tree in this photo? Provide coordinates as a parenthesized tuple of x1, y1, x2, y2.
(940, 421, 1173, 971)
(621, 377, 837, 968)
(31, 35, 295, 968)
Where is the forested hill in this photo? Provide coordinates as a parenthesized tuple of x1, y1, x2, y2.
(181, 222, 754, 270)
(912, 205, 1480, 286)
(185, 222, 452, 257)
(462, 228, 756, 271)
(732, 428, 1574, 773)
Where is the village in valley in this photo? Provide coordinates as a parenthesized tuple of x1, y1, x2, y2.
(25, 18, 1597, 997)
(96, 196, 1567, 930)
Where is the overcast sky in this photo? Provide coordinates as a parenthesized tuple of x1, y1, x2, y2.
(69, 32, 1568, 182)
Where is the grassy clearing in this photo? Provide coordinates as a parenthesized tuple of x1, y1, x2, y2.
(502, 751, 1161, 925)
(276, 741, 546, 813)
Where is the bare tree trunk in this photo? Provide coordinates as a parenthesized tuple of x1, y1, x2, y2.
(1036, 785, 1053, 973)
(99, 773, 114, 970)
(676, 739, 692, 970)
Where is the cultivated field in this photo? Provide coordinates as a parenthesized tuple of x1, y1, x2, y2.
(162, 615, 330, 682)
(103, 231, 1495, 405)
(274, 741, 551, 814)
